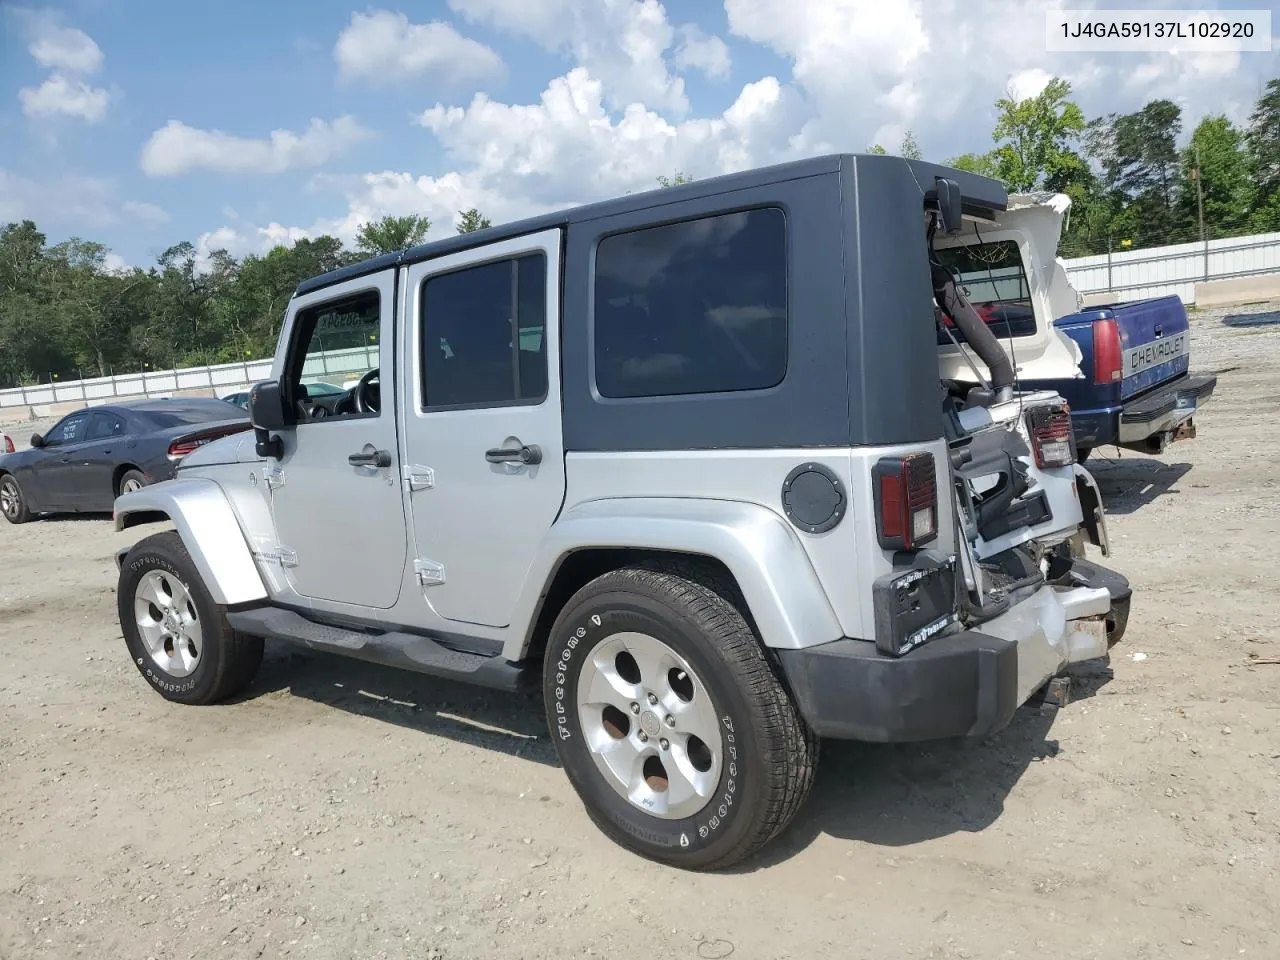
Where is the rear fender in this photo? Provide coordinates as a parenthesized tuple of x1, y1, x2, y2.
(508, 497, 844, 661)
(113, 477, 268, 606)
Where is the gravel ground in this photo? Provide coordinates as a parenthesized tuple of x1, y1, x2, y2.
(2, 301, 1278, 960)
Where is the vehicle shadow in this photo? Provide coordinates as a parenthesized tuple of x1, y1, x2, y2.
(241, 641, 559, 767)
(1085, 455, 1192, 516)
(738, 664, 1115, 870)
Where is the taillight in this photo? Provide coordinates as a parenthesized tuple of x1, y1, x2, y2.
(873, 453, 938, 551)
(1026, 405, 1076, 469)
(2, 435, 13, 454)
(1092, 318, 1123, 385)
(167, 424, 250, 461)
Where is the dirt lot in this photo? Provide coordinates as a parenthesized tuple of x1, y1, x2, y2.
(2, 303, 1279, 960)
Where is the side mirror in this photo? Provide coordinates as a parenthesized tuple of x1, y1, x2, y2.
(248, 380, 287, 460)
(934, 177, 964, 235)
(248, 380, 288, 431)
(30, 433, 45, 449)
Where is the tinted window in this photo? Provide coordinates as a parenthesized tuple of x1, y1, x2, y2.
(934, 239, 1036, 343)
(45, 412, 89, 445)
(87, 412, 127, 441)
(594, 208, 788, 399)
(420, 253, 547, 409)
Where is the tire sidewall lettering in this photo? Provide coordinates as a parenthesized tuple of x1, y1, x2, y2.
(120, 543, 212, 700)
(546, 598, 755, 856)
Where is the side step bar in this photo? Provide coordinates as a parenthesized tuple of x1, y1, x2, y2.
(226, 606, 534, 692)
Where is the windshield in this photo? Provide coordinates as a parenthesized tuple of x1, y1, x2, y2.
(934, 239, 1036, 344)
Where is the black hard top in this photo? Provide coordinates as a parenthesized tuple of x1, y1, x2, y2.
(295, 153, 1008, 298)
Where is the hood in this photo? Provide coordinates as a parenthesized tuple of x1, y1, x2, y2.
(935, 191, 1085, 384)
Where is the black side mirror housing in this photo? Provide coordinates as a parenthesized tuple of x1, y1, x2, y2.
(248, 380, 287, 460)
(934, 177, 964, 235)
(30, 433, 45, 449)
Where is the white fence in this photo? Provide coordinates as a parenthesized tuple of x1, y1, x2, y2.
(0, 346, 378, 411)
(5, 229, 1280, 414)
(1062, 230, 1280, 304)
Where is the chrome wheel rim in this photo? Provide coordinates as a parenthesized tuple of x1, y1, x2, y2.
(121, 477, 143, 494)
(577, 631, 723, 820)
(0, 478, 19, 519)
(134, 570, 203, 677)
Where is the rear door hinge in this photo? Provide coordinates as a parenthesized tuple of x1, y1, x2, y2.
(402, 464, 435, 491)
(414, 558, 445, 585)
(264, 465, 285, 490)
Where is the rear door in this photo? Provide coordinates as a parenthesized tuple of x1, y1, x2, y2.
(399, 229, 566, 628)
(1113, 296, 1191, 400)
(79, 410, 130, 508)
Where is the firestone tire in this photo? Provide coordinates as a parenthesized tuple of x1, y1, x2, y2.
(118, 531, 264, 705)
(543, 559, 818, 871)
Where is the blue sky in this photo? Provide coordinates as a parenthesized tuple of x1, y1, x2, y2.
(1, 0, 1277, 271)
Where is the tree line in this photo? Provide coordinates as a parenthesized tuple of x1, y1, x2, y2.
(3, 77, 1277, 389)
(875, 77, 1280, 257)
(0, 209, 491, 390)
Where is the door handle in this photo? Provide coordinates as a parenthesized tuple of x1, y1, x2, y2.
(485, 443, 542, 465)
(348, 448, 392, 468)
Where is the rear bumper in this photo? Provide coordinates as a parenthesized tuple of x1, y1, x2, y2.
(1117, 373, 1217, 444)
(777, 559, 1130, 743)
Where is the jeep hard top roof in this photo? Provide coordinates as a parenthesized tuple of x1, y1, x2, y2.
(295, 153, 1008, 299)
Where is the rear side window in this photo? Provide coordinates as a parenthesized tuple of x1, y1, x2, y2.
(593, 207, 788, 399)
(934, 239, 1036, 343)
(420, 253, 547, 409)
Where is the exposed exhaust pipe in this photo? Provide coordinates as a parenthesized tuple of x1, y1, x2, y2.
(931, 261, 1015, 404)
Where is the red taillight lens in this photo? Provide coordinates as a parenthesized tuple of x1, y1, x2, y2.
(1026, 405, 1077, 468)
(2, 435, 13, 454)
(167, 424, 251, 461)
(873, 453, 938, 551)
(1092, 318, 1123, 385)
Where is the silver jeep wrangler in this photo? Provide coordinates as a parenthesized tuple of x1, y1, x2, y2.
(113, 153, 1130, 871)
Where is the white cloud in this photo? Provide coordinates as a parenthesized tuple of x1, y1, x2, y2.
(122, 200, 170, 225)
(19, 74, 110, 122)
(0, 169, 119, 228)
(18, 8, 104, 74)
(334, 10, 504, 85)
(674, 25, 731, 80)
(448, 0, 690, 114)
(140, 116, 375, 177)
(1007, 68, 1054, 104)
(102, 252, 131, 274)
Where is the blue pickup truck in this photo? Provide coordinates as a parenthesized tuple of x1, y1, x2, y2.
(1027, 297, 1217, 460)
(932, 192, 1216, 462)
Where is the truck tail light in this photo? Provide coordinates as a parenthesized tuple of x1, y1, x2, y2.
(873, 453, 938, 551)
(1026, 405, 1076, 469)
(1092, 318, 1123, 385)
(167, 424, 251, 462)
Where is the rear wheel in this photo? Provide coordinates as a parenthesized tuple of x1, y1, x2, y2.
(118, 469, 147, 495)
(0, 474, 31, 524)
(543, 560, 817, 871)
(118, 531, 263, 704)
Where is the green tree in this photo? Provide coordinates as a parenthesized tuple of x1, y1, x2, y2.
(1177, 115, 1252, 239)
(456, 208, 492, 233)
(1245, 78, 1280, 228)
(947, 152, 999, 177)
(867, 143, 888, 155)
(354, 214, 431, 257)
(656, 171, 693, 187)
(988, 77, 1086, 192)
(899, 130, 922, 160)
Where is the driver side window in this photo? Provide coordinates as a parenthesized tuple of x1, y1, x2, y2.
(287, 289, 382, 423)
(44, 411, 90, 446)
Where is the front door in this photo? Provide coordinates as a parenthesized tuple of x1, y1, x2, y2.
(401, 229, 566, 628)
(267, 271, 408, 609)
(31, 410, 92, 509)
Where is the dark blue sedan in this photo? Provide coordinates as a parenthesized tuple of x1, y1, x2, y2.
(0, 398, 250, 524)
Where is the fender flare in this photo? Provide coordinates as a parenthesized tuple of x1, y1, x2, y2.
(113, 478, 268, 606)
(508, 497, 844, 661)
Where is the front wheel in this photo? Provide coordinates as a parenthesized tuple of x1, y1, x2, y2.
(118, 531, 264, 705)
(544, 560, 817, 871)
